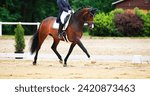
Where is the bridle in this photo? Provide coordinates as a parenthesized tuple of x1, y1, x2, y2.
(83, 8, 97, 29)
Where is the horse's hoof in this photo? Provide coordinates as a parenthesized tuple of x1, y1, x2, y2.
(63, 64, 67, 67)
(33, 62, 37, 66)
(59, 60, 63, 64)
(91, 60, 96, 64)
(89, 57, 96, 64)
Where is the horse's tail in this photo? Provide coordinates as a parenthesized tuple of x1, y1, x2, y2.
(30, 30, 39, 54)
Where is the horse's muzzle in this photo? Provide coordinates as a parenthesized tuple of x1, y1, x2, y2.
(87, 21, 94, 29)
(89, 23, 94, 29)
(84, 21, 94, 29)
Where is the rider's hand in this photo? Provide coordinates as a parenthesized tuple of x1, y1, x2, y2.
(68, 10, 72, 14)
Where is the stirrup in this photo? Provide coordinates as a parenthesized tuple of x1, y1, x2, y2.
(58, 31, 68, 42)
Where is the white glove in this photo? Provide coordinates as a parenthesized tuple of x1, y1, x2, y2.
(68, 10, 72, 14)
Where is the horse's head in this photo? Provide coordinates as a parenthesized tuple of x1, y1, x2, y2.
(82, 8, 97, 29)
(71, 7, 97, 30)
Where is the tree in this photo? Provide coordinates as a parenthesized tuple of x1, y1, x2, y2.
(71, 0, 116, 13)
(14, 24, 25, 53)
(0, 0, 117, 35)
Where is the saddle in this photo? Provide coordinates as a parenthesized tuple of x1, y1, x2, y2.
(53, 11, 72, 30)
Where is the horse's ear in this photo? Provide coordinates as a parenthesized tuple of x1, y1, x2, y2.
(90, 8, 98, 15)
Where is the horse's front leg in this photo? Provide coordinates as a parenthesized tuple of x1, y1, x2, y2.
(77, 39, 90, 58)
(64, 43, 76, 67)
(77, 39, 96, 64)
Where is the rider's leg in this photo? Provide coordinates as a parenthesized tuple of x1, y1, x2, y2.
(58, 22, 64, 39)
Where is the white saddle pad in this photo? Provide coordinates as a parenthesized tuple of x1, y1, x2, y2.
(52, 21, 60, 29)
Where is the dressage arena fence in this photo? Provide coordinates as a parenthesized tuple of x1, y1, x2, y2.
(0, 22, 40, 36)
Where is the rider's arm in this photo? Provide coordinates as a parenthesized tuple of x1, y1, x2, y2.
(66, 0, 72, 10)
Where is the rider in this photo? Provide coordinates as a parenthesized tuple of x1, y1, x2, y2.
(56, 0, 72, 39)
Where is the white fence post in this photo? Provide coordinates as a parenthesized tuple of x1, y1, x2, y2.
(0, 22, 2, 36)
(37, 22, 40, 30)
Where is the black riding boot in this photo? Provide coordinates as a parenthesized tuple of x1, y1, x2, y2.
(58, 23, 64, 39)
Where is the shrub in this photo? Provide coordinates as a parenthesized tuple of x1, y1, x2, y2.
(134, 7, 145, 20)
(114, 11, 144, 36)
(91, 8, 149, 37)
(91, 12, 117, 36)
(92, 13, 110, 36)
(109, 8, 124, 17)
(91, 9, 125, 36)
(109, 8, 125, 36)
(14, 24, 25, 53)
(142, 11, 150, 36)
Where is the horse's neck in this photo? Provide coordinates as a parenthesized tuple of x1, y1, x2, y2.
(70, 11, 85, 28)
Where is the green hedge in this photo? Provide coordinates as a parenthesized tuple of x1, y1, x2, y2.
(90, 12, 114, 36)
(91, 8, 150, 37)
(143, 11, 150, 36)
(114, 11, 144, 36)
(91, 9, 124, 36)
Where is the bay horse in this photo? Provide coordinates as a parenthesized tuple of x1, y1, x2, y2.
(30, 8, 97, 67)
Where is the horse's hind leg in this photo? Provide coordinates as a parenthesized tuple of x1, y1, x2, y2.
(51, 38, 63, 63)
(33, 33, 48, 65)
